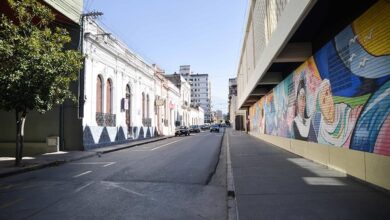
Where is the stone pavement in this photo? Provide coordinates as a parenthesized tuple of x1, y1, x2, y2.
(226, 129, 390, 220)
(0, 135, 173, 178)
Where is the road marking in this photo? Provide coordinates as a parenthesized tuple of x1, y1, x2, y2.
(70, 162, 116, 167)
(75, 181, 94, 192)
(103, 162, 115, 167)
(0, 198, 23, 209)
(21, 183, 38, 190)
(150, 138, 187, 151)
(73, 171, 92, 178)
(0, 182, 24, 190)
(0, 184, 13, 190)
(101, 181, 145, 197)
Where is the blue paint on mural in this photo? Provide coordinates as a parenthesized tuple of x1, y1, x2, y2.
(351, 80, 390, 152)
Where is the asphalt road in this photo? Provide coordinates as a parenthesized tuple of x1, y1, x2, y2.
(0, 130, 227, 220)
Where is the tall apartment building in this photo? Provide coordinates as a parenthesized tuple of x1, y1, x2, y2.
(236, 0, 390, 190)
(179, 65, 212, 123)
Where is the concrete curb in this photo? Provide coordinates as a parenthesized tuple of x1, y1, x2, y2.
(226, 129, 239, 220)
(205, 128, 226, 185)
(92, 135, 175, 154)
(0, 136, 175, 179)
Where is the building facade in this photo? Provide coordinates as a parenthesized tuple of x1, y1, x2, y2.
(154, 66, 181, 136)
(179, 65, 212, 123)
(164, 74, 191, 126)
(236, 0, 390, 190)
(228, 78, 246, 130)
(215, 110, 223, 123)
(82, 20, 157, 149)
(189, 107, 205, 126)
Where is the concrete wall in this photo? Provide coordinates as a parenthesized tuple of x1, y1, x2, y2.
(0, 0, 83, 156)
(251, 132, 390, 190)
(0, 109, 59, 156)
(248, 1, 390, 190)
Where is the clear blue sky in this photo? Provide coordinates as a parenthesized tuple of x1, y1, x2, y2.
(86, 0, 248, 113)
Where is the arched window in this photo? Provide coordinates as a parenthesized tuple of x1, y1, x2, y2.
(126, 85, 131, 129)
(96, 75, 103, 113)
(142, 92, 145, 119)
(146, 94, 150, 118)
(106, 79, 113, 114)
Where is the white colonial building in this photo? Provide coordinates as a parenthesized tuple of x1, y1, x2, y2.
(154, 65, 181, 136)
(82, 19, 156, 149)
(164, 74, 191, 127)
(189, 107, 205, 126)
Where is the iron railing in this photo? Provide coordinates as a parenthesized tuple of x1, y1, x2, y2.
(142, 118, 152, 127)
(96, 112, 116, 127)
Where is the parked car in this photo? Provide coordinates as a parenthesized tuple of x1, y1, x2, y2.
(175, 126, 190, 136)
(201, 125, 209, 130)
(189, 125, 201, 133)
(210, 125, 220, 133)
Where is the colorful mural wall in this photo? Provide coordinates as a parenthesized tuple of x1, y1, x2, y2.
(249, 0, 390, 156)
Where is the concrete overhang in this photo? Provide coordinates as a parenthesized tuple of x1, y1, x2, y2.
(273, 42, 312, 63)
(257, 72, 284, 85)
(238, 0, 315, 109)
(238, 0, 378, 110)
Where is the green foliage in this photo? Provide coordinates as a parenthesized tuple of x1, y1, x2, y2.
(0, 0, 82, 114)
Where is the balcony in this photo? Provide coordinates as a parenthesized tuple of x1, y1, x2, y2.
(96, 112, 116, 127)
(142, 118, 152, 127)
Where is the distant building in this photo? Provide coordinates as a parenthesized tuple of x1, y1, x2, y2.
(164, 73, 191, 126)
(189, 106, 204, 126)
(153, 65, 180, 136)
(215, 110, 223, 123)
(179, 65, 212, 123)
(228, 78, 245, 130)
(179, 65, 191, 75)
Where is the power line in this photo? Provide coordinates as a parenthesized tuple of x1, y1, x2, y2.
(95, 16, 157, 66)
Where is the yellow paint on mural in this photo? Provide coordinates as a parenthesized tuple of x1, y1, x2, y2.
(294, 56, 321, 79)
(353, 0, 390, 56)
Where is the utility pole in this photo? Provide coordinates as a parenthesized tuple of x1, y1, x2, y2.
(59, 11, 103, 151)
(77, 11, 103, 119)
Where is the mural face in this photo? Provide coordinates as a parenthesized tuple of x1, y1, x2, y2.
(249, 0, 390, 156)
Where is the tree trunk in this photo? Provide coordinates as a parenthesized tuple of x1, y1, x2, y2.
(15, 111, 27, 166)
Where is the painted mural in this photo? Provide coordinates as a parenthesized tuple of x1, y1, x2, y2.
(249, 0, 390, 156)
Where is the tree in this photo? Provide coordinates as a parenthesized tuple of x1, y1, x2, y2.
(0, 0, 82, 166)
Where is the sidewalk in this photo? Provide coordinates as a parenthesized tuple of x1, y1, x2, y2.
(226, 129, 390, 220)
(0, 135, 173, 178)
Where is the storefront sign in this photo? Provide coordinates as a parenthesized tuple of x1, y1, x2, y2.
(155, 99, 165, 106)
